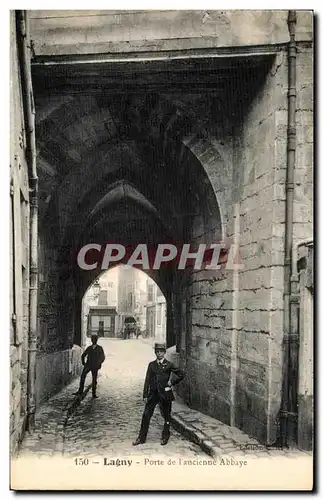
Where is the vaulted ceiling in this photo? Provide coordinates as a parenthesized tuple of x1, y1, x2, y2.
(32, 53, 274, 297)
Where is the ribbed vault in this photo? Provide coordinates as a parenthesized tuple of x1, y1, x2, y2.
(33, 54, 273, 349)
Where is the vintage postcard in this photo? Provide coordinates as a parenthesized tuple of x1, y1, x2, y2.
(10, 9, 314, 491)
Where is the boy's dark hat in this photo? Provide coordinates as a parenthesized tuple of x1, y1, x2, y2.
(154, 342, 166, 351)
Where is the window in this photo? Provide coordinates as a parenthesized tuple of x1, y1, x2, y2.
(128, 292, 133, 308)
(157, 304, 162, 326)
(20, 191, 28, 273)
(148, 284, 154, 302)
(98, 290, 108, 305)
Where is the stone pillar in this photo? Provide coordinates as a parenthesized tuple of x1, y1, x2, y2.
(166, 296, 174, 348)
(180, 296, 187, 360)
(297, 242, 313, 450)
(175, 292, 182, 353)
(230, 203, 241, 427)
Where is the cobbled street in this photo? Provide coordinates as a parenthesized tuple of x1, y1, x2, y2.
(63, 338, 206, 458)
(19, 338, 208, 459)
(13, 337, 313, 492)
(17, 337, 311, 463)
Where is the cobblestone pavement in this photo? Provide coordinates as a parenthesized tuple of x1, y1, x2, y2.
(171, 401, 310, 459)
(63, 339, 207, 458)
(17, 338, 312, 461)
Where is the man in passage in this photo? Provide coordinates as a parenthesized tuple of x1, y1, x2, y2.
(76, 334, 105, 398)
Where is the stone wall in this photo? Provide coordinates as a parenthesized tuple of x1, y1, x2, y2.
(10, 11, 30, 454)
(178, 130, 235, 427)
(177, 48, 291, 443)
(38, 224, 78, 350)
(177, 37, 313, 445)
(297, 242, 313, 451)
(36, 346, 83, 406)
(233, 51, 288, 443)
(38, 232, 61, 351)
(10, 13, 84, 453)
(293, 46, 313, 247)
(293, 46, 313, 450)
(37, 223, 82, 402)
(29, 10, 312, 57)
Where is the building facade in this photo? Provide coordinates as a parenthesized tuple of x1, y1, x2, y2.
(146, 280, 167, 339)
(10, 10, 31, 454)
(87, 306, 118, 337)
(82, 267, 119, 340)
(117, 266, 147, 334)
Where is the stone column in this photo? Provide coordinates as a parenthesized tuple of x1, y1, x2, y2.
(229, 203, 241, 427)
(297, 242, 313, 450)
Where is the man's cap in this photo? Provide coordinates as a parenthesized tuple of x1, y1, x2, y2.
(154, 342, 166, 351)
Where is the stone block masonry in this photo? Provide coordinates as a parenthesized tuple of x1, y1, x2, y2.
(29, 10, 312, 57)
(232, 52, 289, 443)
(35, 346, 83, 407)
(180, 37, 312, 445)
(10, 11, 31, 455)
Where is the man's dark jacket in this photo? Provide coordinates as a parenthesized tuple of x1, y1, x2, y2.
(143, 359, 185, 401)
(82, 344, 105, 369)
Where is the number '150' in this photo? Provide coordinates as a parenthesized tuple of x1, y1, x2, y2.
(75, 458, 89, 465)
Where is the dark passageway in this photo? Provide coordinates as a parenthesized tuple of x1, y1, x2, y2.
(35, 77, 226, 355)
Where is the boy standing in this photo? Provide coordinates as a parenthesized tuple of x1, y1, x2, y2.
(133, 342, 185, 446)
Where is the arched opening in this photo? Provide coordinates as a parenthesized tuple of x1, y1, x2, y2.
(81, 265, 167, 346)
(34, 69, 226, 419)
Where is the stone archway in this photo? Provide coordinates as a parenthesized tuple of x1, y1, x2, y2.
(34, 53, 271, 431)
(36, 88, 224, 355)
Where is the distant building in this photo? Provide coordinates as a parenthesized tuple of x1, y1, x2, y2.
(82, 267, 119, 341)
(146, 280, 166, 339)
(117, 266, 147, 334)
(99, 269, 118, 308)
(87, 306, 118, 337)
